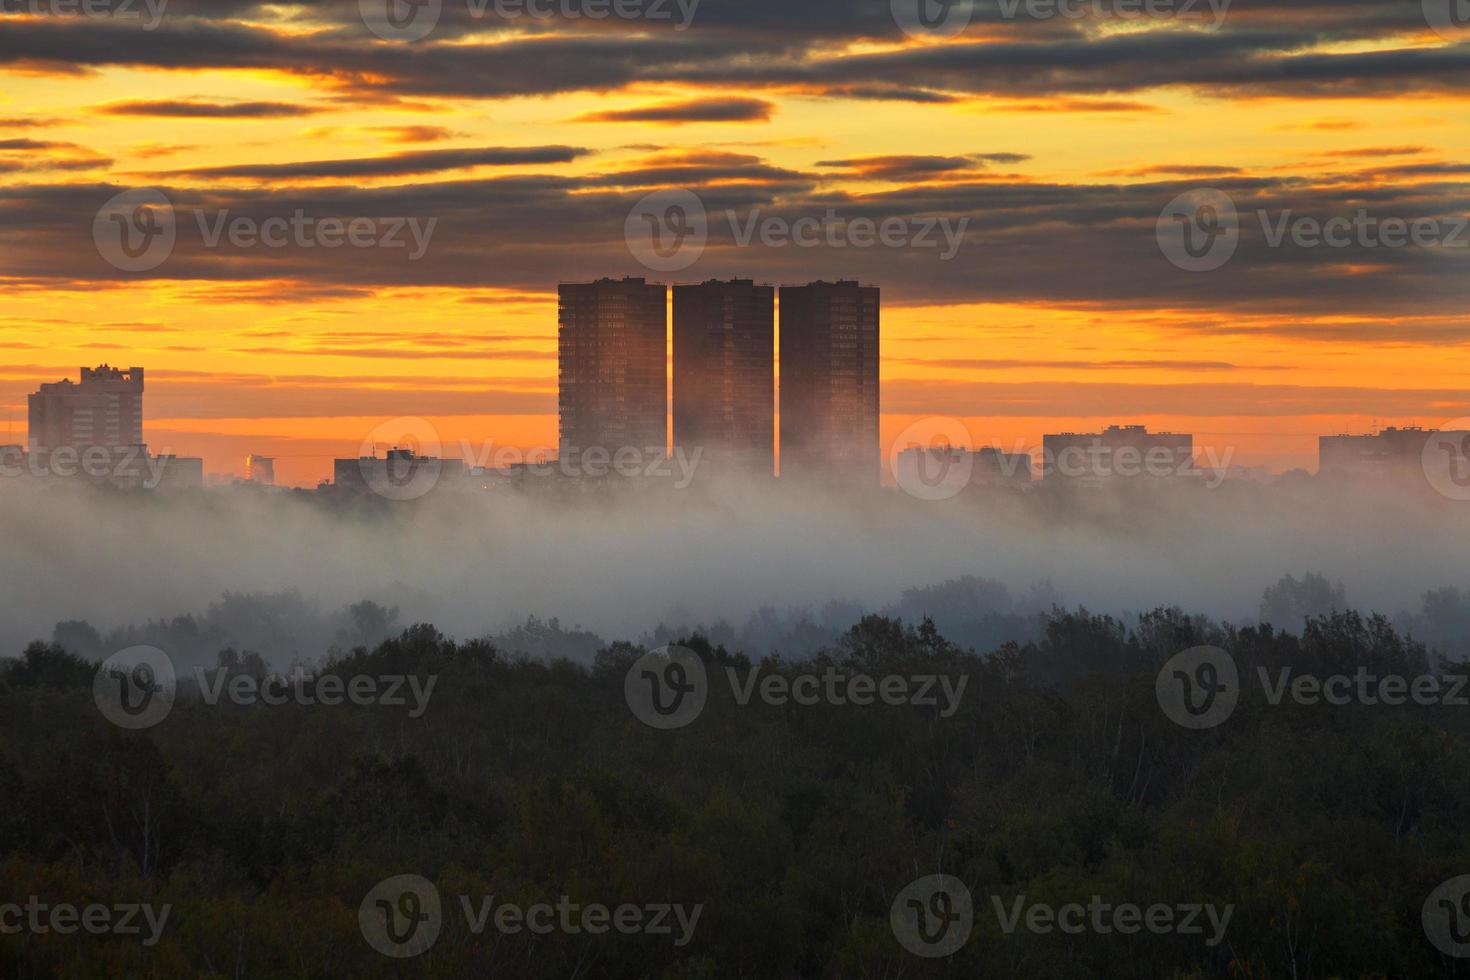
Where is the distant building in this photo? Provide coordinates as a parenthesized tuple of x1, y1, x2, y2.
(143, 454, 204, 491)
(1042, 425, 1194, 483)
(28, 365, 144, 454)
(334, 447, 463, 496)
(558, 278, 667, 467)
(779, 280, 880, 483)
(0, 445, 201, 491)
(673, 279, 775, 477)
(19, 365, 199, 490)
(895, 445, 1032, 491)
(246, 454, 275, 485)
(0, 444, 24, 477)
(1320, 426, 1470, 482)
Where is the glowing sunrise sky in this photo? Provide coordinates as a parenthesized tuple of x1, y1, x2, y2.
(1, 0, 1468, 485)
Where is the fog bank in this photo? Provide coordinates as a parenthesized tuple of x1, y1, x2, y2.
(2, 477, 1464, 664)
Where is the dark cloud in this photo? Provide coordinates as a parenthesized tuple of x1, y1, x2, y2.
(150, 0, 1442, 46)
(588, 159, 812, 188)
(0, 116, 62, 128)
(3, 166, 1466, 323)
(4, 8, 1466, 104)
(169, 145, 592, 179)
(97, 99, 326, 118)
(1110, 164, 1243, 176)
(1310, 146, 1430, 158)
(575, 98, 775, 124)
(28, 156, 114, 172)
(0, 137, 111, 172)
(819, 87, 959, 103)
(990, 98, 1163, 112)
(0, 138, 70, 150)
(817, 155, 1031, 181)
(1367, 162, 1470, 178)
(0, 0, 1466, 330)
(818, 156, 983, 180)
(746, 31, 1470, 101)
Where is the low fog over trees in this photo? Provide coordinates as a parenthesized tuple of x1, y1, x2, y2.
(3, 587, 1470, 976)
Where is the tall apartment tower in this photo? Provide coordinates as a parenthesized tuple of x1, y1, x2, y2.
(28, 364, 145, 453)
(673, 279, 775, 476)
(558, 278, 667, 462)
(246, 454, 276, 485)
(778, 280, 880, 482)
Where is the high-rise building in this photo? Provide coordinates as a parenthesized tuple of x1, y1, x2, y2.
(673, 279, 775, 476)
(1042, 425, 1194, 483)
(246, 454, 275, 485)
(558, 278, 667, 464)
(28, 364, 144, 453)
(778, 280, 880, 482)
(22, 365, 201, 491)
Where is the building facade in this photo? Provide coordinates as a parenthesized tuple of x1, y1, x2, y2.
(558, 278, 667, 465)
(146, 454, 205, 491)
(895, 445, 1033, 492)
(1042, 425, 1194, 483)
(246, 454, 276, 485)
(28, 365, 145, 454)
(673, 279, 775, 476)
(334, 448, 464, 496)
(1320, 426, 1470, 482)
(778, 280, 880, 483)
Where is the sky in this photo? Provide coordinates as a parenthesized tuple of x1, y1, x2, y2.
(0, 0, 1468, 486)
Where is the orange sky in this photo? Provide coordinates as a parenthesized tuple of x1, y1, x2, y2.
(2, 3, 1468, 485)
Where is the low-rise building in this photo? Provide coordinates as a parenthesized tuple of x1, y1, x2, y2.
(895, 445, 1032, 493)
(1042, 425, 1194, 483)
(333, 447, 464, 498)
(1320, 426, 1465, 477)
